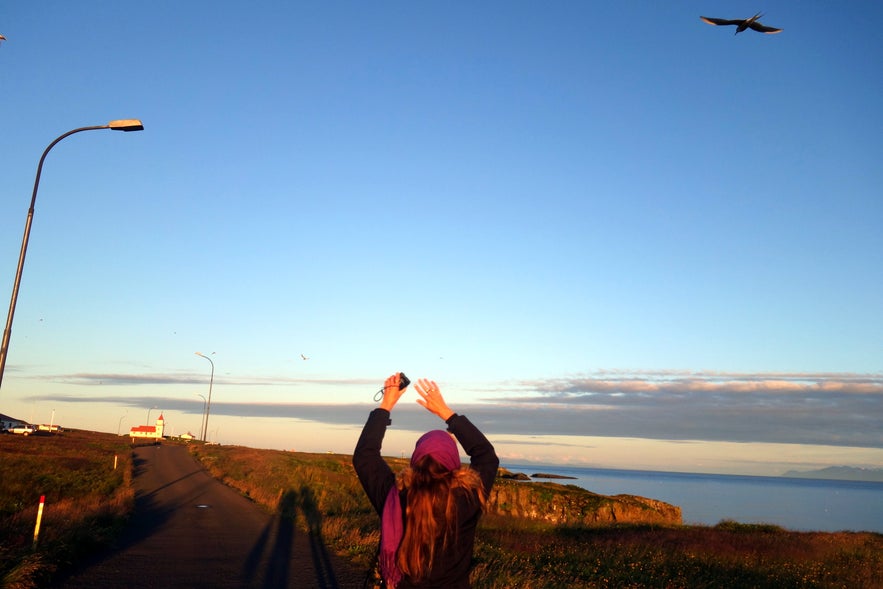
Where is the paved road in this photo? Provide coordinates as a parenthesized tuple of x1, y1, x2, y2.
(54, 444, 366, 589)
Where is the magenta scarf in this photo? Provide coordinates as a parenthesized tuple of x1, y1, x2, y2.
(380, 430, 460, 588)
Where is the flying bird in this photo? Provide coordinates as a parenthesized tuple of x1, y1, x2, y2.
(0, 34, 7, 44)
(700, 13, 782, 34)
(300, 354, 310, 360)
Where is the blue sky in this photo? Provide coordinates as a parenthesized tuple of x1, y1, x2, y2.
(1, 2, 881, 476)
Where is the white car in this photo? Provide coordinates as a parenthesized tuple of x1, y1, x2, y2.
(10, 425, 36, 436)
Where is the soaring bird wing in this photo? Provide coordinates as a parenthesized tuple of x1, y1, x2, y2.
(747, 21, 783, 34)
(700, 16, 743, 27)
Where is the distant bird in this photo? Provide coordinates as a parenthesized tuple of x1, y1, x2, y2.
(0, 34, 6, 44)
(300, 354, 309, 361)
(700, 13, 782, 34)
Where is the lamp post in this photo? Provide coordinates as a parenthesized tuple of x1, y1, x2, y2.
(146, 405, 158, 426)
(117, 411, 127, 436)
(0, 120, 144, 391)
(195, 393, 207, 442)
(195, 352, 214, 442)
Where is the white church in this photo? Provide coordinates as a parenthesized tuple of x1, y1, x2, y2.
(129, 413, 165, 443)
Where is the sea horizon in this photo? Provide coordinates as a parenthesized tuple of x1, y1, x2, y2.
(499, 462, 883, 484)
(500, 462, 883, 534)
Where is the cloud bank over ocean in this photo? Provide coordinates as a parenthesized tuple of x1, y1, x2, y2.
(29, 370, 882, 449)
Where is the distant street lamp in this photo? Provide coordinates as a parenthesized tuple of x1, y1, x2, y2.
(195, 393, 207, 442)
(117, 411, 127, 436)
(146, 405, 158, 426)
(195, 352, 215, 442)
(0, 120, 144, 392)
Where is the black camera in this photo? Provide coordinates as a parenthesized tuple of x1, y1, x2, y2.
(374, 372, 410, 401)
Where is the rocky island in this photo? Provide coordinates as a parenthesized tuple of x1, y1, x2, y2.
(532, 472, 578, 480)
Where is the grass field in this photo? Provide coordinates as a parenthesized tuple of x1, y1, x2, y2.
(189, 443, 883, 588)
(2, 431, 881, 588)
(0, 429, 133, 589)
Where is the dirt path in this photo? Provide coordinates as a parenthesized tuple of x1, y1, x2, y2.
(53, 444, 366, 588)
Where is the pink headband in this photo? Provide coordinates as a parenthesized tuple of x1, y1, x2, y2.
(411, 430, 461, 472)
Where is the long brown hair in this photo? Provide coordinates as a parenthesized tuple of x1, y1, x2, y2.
(395, 455, 487, 582)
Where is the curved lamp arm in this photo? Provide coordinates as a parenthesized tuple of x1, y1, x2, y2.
(0, 120, 144, 391)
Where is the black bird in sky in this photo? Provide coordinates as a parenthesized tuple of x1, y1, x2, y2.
(700, 13, 782, 35)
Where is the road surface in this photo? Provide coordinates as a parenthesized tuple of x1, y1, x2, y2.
(54, 444, 366, 588)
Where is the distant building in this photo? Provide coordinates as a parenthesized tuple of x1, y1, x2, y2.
(130, 413, 165, 443)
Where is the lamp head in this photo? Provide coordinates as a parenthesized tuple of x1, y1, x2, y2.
(108, 119, 144, 132)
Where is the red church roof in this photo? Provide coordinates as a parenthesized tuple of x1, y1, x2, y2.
(130, 425, 156, 433)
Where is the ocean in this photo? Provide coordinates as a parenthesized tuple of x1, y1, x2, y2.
(502, 464, 883, 534)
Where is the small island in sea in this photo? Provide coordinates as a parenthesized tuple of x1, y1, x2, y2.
(532, 472, 578, 480)
(496, 468, 578, 481)
(782, 466, 883, 483)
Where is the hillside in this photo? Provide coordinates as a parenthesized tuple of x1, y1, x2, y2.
(490, 477, 681, 525)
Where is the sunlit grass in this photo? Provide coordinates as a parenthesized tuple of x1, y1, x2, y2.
(2, 434, 880, 588)
(0, 430, 133, 589)
(190, 444, 883, 588)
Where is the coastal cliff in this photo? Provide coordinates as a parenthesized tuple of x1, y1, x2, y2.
(488, 475, 682, 526)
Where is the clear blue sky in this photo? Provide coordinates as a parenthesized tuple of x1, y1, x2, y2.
(1, 2, 881, 476)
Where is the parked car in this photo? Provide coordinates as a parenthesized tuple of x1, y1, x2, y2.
(10, 425, 36, 436)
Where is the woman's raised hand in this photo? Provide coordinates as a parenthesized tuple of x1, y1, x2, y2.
(415, 378, 454, 421)
(379, 372, 409, 412)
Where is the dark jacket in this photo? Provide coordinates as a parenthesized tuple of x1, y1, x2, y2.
(353, 409, 499, 588)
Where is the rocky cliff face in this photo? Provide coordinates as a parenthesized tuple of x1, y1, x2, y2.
(488, 479, 682, 526)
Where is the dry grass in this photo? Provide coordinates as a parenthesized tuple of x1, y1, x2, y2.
(0, 430, 133, 589)
(471, 517, 883, 588)
(3, 433, 881, 588)
(190, 444, 883, 589)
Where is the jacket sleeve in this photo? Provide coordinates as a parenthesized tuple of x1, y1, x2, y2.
(447, 413, 499, 494)
(353, 408, 396, 515)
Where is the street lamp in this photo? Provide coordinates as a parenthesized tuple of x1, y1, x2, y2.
(146, 405, 158, 426)
(0, 120, 144, 391)
(195, 352, 214, 442)
(195, 393, 207, 442)
(117, 411, 127, 436)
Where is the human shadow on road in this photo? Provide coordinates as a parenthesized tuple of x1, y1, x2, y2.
(244, 486, 344, 589)
(300, 484, 340, 588)
(244, 490, 297, 587)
